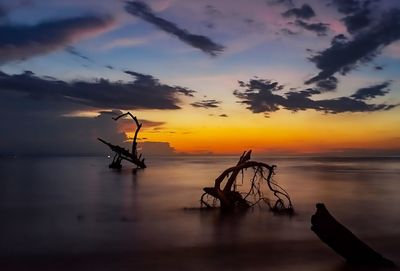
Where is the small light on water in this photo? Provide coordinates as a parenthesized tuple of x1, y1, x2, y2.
(107, 155, 111, 158)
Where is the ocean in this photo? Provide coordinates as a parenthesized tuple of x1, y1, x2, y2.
(0, 155, 399, 270)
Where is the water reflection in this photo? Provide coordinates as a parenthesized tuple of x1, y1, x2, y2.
(0, 156, 399, 270)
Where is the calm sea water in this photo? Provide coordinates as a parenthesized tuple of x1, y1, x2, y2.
(0, 156, 399, 270)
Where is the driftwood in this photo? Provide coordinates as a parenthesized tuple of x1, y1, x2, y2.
(200, 150, 293, 214)
(311, 203, 395, 267)
(98, 112, 146, 169)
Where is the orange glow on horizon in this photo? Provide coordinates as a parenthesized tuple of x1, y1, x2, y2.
(122, 107, 400, 155)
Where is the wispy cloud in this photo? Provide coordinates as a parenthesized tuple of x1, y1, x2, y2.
(125, 1, 225, 56)
(191, 99, 221, 108)
(65, 46, 93, 62)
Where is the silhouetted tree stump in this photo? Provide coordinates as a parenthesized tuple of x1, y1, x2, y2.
(311, 203, 395, 267)
(98, 112, 146, 169)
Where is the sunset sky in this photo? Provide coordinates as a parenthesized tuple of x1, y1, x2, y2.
(1, 0, 399, 156)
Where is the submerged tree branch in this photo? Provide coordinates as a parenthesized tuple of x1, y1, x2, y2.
(98, 111, 146, 169)
(201, 150, 293, 214)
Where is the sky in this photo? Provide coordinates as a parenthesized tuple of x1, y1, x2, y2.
(0, 0, 399, 156)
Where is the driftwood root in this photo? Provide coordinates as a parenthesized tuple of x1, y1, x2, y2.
(311, 203, 395, 267)
(200, 150, 293, 214)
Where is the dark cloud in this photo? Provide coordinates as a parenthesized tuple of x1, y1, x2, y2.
(282, 4, 316, 20)
(294, 20, 330, 36)
(351, 81, 391, 100)
(234, 78, 397, 116)
(331, 0, 361, 14)
(331, 0, 380, 34)
(125, 1, 224, 56)
(305, 9, 400, 85)
(238, 78, 284, 92)
(0, 70, 196, 111)
(331, 33, 348, 45)
(123, 70, 195, 97)
(65, 46, 93, 62)
(343, 8, 372, 33)
(191, 99, 221, 108)
(233, 79, 286, 113)
(316, 76, 338, 91)
(0, 16, 113, 63)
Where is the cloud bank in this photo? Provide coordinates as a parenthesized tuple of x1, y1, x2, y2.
(0, 70, 195, 111)
(0, 68, 194, 155)
(0, 110, 129, 156)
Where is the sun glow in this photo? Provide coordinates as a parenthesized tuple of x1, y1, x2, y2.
(122, 107, 400, 155)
